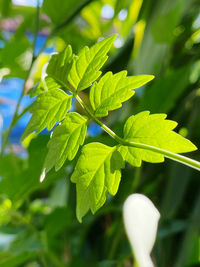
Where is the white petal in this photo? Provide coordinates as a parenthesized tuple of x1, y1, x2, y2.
(123, 194, 160, 267)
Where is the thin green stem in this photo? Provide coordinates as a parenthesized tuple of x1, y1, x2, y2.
(131, 166, 141, 193)
(75, 95, 200, 172)
(123, 140, 200, 171)
(75, 95, 120, 140)
(1, 2, 40, 155)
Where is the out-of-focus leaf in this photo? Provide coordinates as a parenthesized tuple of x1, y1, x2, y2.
(42, 0, 86, 25)
(9, 231, 44, 254)
(137, 66, 191, 113)
(175, 192, 200, 267)
(129, 0, 185, 75)
(49, 179, 69, 209)
(0, 230, 42, 267)
(0, 38, 31, 79)
(0, 252, 36, 267)
(0, 0, 11, 16)
(151, 2, 182, 44)
(98, 260, 117, 267)
(161, 163, 192, 219)
(0, 136, 66, 201)
(45, 207, 72, 239)
(158, 220, 187, 238)
(81, 1, 103, 39)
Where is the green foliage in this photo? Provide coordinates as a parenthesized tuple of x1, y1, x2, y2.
(44, 112, 88, 172)
(21, 89, 72, 141)
(71, 143, 124, 222)
(21, 35, 199, 222)
(151, 2, 182, 43)
(137, 66, 191, 113)
(0, 37, 30, 78)
(68, 35, 117, 91)
(42, 0, 84, 25)
(90, 71, 154, 117)
(29, 76, 59, 97)
(1, 0, 200, 265)
(46, 45, 73, 86)
(118, 111, 197, 167)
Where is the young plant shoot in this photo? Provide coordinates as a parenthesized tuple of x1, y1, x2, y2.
(22, 35, 200, 222)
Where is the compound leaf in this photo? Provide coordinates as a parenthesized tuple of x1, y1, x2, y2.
(44, 112, 88, 172)
(71, 142, 124, 222)
(21, 89, 72, 141)
(118, 111, 197, 167)
(68, 35, 116, 92)
(90, 71, 154, 117)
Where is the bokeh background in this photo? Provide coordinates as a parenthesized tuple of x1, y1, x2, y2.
(0, 0, 200, 266)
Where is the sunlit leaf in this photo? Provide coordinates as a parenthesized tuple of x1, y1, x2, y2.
(68, 35, 117, 91)
(118, 111, 197, 167)
(90, 71, 154, 117)
(21, 89, 72, 140)
(71, 143, 124, 222)
(44, 112, 88, 172)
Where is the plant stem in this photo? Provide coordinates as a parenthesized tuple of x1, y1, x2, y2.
(75, 95, 200, 172)
(1, 2, 40, 155)
(75, 95, 120, 140)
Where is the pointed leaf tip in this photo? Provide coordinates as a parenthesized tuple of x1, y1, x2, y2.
(68, 35, 117, 92)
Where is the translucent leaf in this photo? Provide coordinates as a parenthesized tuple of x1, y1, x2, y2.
(71, 143, 124, 222)
(29, 76, 60, 97)
(21, 89, 72, 141)
(90, 71, 154, 117)
(68, 35, 117, 92)
(118, 111, 197, 167)
(46, 45, 73, 87)
(44, 112, 88, 172)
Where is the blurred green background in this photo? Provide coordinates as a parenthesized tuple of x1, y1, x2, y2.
(0, 0, 200, 266)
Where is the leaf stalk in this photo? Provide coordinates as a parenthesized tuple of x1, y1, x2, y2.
(75, 95, 200, 172)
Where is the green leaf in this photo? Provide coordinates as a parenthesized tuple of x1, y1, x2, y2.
(21, 89, 72, 141)
(0, 136, 66, 202)
(151, 3, 182, 44)
(90, 71, 154, 117)
(118, 111, 197, 167)
(29, 76, 60, 97)
(137, 66, 190, 113)
(42, 0, 83, 25)
(71, 143, 124, 222)
(46, 45, 73, 87)
(68, 35, 117, 92)
(0, 37, 30, 79)
(44, 112, 88, 172)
